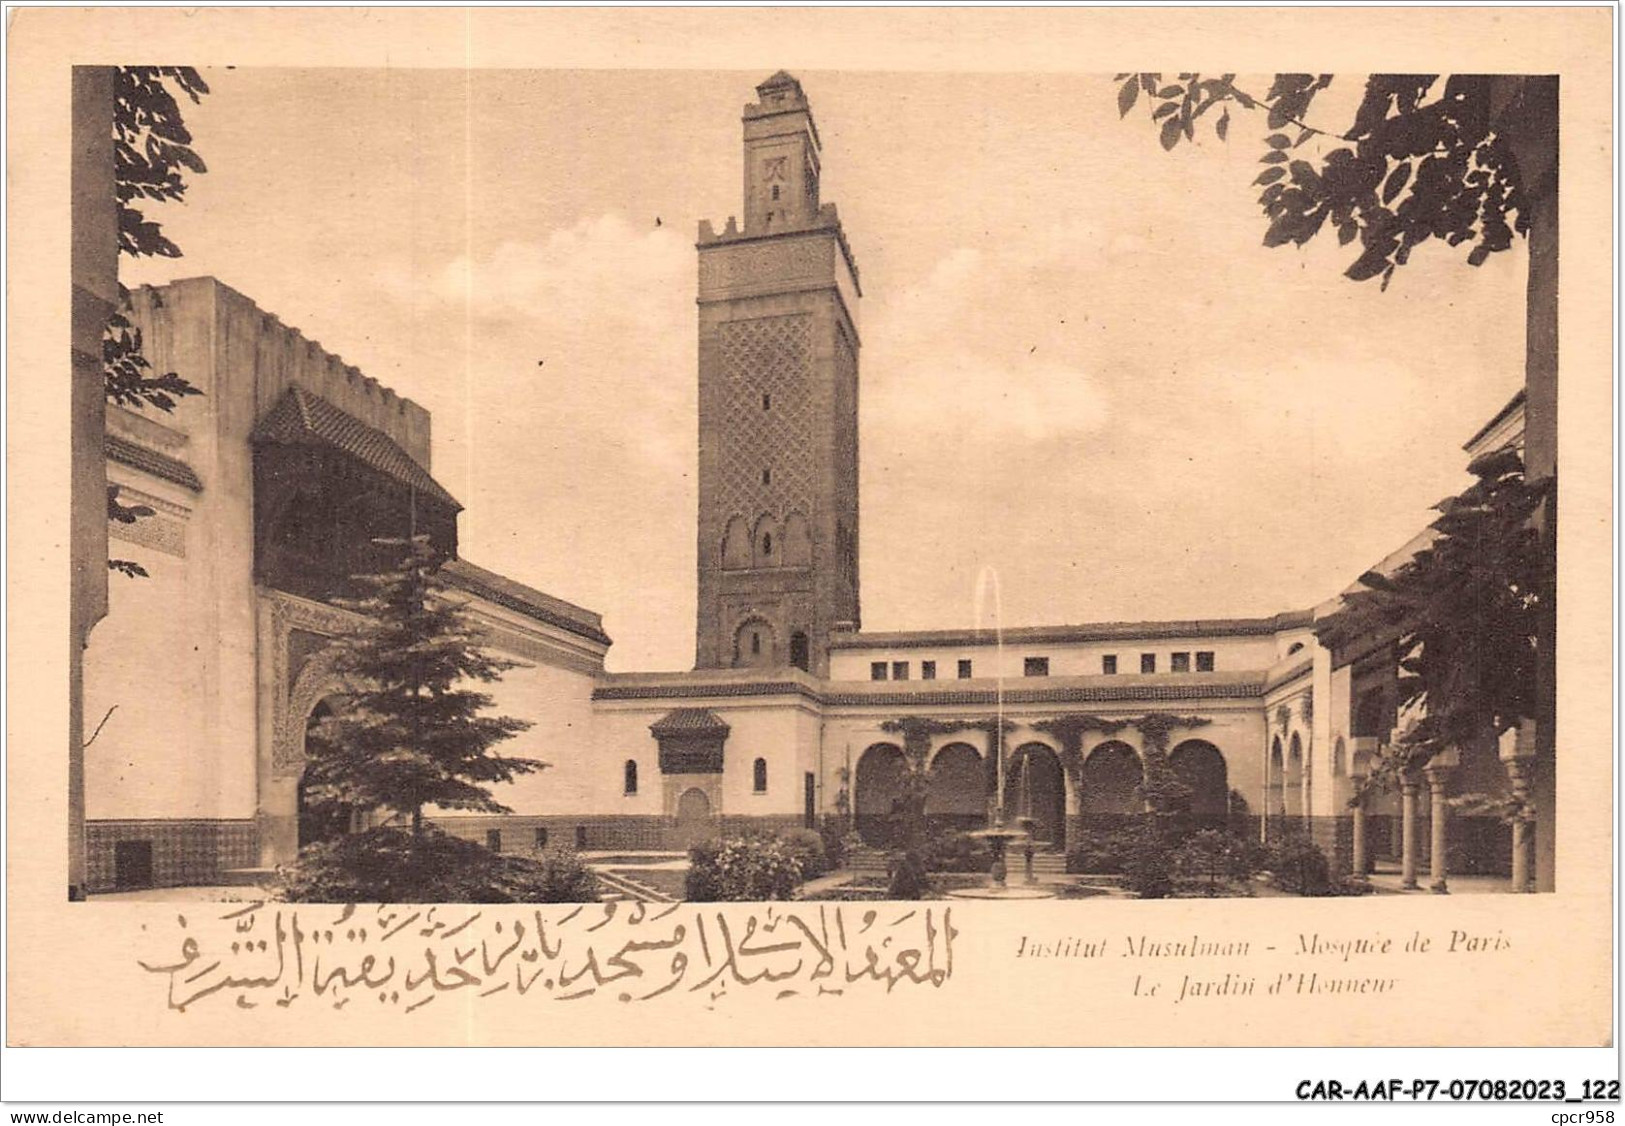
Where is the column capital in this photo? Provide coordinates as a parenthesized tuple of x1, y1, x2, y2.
(1499, 719, 1538, 762)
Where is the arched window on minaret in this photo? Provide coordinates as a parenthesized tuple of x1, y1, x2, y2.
(722, 516, 751, 570)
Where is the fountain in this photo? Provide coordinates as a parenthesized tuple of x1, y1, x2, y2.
(947, 567, 1057, 900)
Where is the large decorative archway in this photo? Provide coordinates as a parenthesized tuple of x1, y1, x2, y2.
(1080, 740, 1143, 821)
(1005, 742, 1065, 846)
(1170, 739, 1228, 822)
(926, 742, 986, 833)
(854, 742, 908, 846)
(297, 697, 354, 848)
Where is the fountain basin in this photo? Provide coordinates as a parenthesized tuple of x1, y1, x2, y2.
(945, 884, 1057, 900)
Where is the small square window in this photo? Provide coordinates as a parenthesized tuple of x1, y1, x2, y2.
(1140, 653, 1156, 674)
(871, 661, 888, 681)
(921, 660, 937, 680)
(891, 661, 909, 681)
(1102, 654, 1117, 675)
(957, 659, 973, 679)
(1196, 651, 1215, 672)
(1024, 657, 1049, 677)
(1171, 652, 1191, 673)
(486, 829, 502, 852)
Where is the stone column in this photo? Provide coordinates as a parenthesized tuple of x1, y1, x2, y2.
(1350, 794, 1367, 879)
(1500, 722, 1537, 893)
(1399, 774, 1421, 889)
(1505, 760, 1533, 893)
(1425, 754, 1457, 894)
(1062, 760, 1081, 853)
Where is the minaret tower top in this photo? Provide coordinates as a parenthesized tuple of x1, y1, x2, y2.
(741, 71, 821, 234)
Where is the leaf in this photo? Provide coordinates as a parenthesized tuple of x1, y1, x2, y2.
(1153, 102, 1178, 121)
(1266, 133, 1292, 149)
(1337, 221, 1358, 246)
(1156, 85, 1185, 99)
(1260, 150, 1287, 164)
(1117, 78, 1139, 118)
(1295, 128, 1314, 147)
(1215, 108, 1230, 141)
(1381, 161, 1411, 204)
(1467, 244, 1491, 267)
(1159, 115, 1182, 151)
(1254, 167, 1286, 186)
(1344, 243, 1392, 282)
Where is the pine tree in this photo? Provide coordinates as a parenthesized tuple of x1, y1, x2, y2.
(277, 537, 602, 902)
(301, 535, 542, 837)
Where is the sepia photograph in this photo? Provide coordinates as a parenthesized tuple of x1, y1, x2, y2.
(5, 3, 1617, 1105)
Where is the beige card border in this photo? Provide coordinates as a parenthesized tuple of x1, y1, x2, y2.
(4, 6, 1616, 1059)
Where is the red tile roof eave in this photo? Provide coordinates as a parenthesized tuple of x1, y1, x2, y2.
(828, 611, 1316, 651)
(251, 387, 462, 511)
(440, 559, 611, 648)
(105, 435, 203, 492)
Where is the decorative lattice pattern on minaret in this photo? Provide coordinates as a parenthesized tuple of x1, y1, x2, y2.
(718, 313, 815, 521)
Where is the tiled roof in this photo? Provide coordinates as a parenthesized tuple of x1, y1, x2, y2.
(829, 611, 1315, 651)
(105, 435, 202, 492)
(648, 708, 732, 736)
(594, 675, 1265, 706)
(252, 387, 460, 511)
(441, 558, 611, 647)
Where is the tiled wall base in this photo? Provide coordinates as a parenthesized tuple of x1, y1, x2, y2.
(86, 819, 258, 892)
(432, 813, 810, 854)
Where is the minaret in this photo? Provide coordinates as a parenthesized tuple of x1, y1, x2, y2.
(694, 72, 862, 677)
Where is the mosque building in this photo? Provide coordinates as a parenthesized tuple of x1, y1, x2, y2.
(80, 72, 1532, 893)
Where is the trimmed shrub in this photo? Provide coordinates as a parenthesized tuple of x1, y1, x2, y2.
(684, 839, 725, 901)
(1125, 825, 1175, 899)
(1173, 829, 1235, 895)
(684, 835, 805, 901)
(887, 849, 932, 899)
(777, 827, 829, 881)
(529, 848, 601, 903)
(274, 827, 600, 903)
(922, 829, 984, 873)
(1267, 835, 1333, 896)
(1065, 826, 1140, 874)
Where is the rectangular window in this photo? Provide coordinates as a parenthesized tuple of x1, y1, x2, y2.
(1171, 652, 1191, 673)
(1102, 654, 1117, 675)
(534, 827, 549, 850)
(921, 660, 937, 680)
(1140, 653, 1156, 674)
(486, 829, 502, 853)
(1024, 656, 1050, 677)
(1196, 651, 1215, 672)
(957, 659, 973, 679)
(892, 660, 910, 681)
(871, 661, 888, 681)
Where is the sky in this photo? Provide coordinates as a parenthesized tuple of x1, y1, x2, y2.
(123, 69, 1529, 671)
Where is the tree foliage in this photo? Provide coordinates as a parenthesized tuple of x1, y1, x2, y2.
(1314, 448, 1548, 786)
(1116, 73, 1536, 289)
(300, 536, 542, 834)
(105, 66, 210, 575)
(114, 66, 210, 259)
